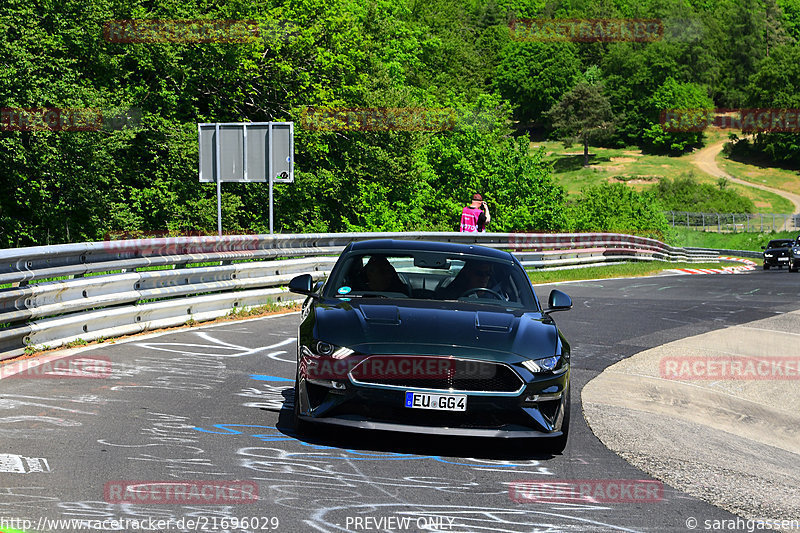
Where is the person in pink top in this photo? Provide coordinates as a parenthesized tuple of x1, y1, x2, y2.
(460, 193, 491, 232)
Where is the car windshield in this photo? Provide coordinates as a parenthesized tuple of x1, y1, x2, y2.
(325, 251, 537, 309)
(767, 240, 793, 248)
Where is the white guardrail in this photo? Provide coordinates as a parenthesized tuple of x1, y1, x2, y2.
(0, 232, 728, 360)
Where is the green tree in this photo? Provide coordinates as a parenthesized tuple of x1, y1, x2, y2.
(641, 78, 714, 154)
(765, 0, 795, 56)
(546, 80, 616, 167)
(741, 44, 800, 166)
(494, 41, 582, 124)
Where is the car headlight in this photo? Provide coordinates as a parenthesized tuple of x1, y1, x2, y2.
(764, 253, 773, 257)
(301, 342, 355, 389)
(522, 356, 562, 373)
(302, 341, 354, 359)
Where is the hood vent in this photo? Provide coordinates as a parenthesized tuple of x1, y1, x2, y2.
(475, 311, 513, 332)
(359, 305, 401, 325)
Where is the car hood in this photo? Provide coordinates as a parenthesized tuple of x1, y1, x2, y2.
(312, 298, 561, 361)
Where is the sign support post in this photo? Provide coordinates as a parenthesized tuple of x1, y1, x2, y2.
(215, 123, 222, 236)
(269, 123, 274, 234)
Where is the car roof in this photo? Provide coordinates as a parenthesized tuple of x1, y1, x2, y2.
(767, 239, 793, 245)
(348, 239, 514, 260)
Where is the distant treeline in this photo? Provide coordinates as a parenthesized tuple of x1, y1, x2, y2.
(1, 0, 797, 247)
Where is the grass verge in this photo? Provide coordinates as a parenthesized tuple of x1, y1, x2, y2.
(717, 151, 800, 196)
(668, 227, 796, 251)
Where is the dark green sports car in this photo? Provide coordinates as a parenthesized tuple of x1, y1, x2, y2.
(288, 239, 573, 452)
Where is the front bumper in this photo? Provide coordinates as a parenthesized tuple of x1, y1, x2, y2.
(296, 358, 570, 437)
(764, 255, 790, 266)
(296, 414, 564, 438)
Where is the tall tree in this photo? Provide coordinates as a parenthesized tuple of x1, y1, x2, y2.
(765, 0, 794, 55)
(494, 41, 582, 124)
(641, 77, 714, 154)
(546, 80, 616, 166)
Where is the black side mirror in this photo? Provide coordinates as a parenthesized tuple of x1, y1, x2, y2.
(544, 289, 572, 313)
(761, 246, 766, 249)
(289, 274, 316, 296)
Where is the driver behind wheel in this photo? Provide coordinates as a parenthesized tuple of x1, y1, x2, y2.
(437, 260, 496, 300)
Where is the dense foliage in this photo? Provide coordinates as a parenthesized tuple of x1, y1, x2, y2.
(652, 175, 756, 213)
(568, 183, 669, 238)
(1, 0, 796, 247)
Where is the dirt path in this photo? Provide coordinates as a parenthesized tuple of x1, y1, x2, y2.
(690, 140, 800, 230)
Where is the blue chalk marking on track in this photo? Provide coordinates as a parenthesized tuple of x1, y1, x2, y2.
(193, 423, 537, 467)
(250, 374, 294, 382)
(193, 424, 294, 442)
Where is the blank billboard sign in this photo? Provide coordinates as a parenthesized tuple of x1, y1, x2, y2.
(198, 122, 293, 183)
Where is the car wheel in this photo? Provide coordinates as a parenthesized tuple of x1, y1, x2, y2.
(790, 263, 798, 273)
(763, 264, 770, 270)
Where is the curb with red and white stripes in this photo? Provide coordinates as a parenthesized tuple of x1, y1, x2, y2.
(670, 256, 757, 275)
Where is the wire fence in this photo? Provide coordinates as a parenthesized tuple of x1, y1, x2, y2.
(665, 211, 800, 233)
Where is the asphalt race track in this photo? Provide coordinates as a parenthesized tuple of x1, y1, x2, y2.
(1, 268, 798, 533)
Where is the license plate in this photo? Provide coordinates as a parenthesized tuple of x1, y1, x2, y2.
(779, 257, 789, 261)
(405, 391, 466, 411)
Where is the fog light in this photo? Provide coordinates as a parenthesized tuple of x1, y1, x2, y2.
(316, 341, 334, 356)
(524, 386, 561, 403)
(307, 378, 347, 390)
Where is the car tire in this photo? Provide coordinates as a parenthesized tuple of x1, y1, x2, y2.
(790, 263, 798, 273)
(763, 264, 770, 270)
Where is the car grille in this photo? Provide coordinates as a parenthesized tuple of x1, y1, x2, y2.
(349, 356, 524, 393)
